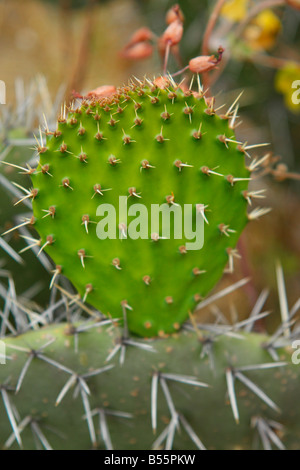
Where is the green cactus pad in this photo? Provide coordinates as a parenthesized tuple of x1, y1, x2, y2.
(30, 80, 250, 337)
(0, 322, 299, 450)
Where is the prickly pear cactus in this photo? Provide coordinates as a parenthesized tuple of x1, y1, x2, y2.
(30, 78, 251, 337)
(1, 77, 298, 452)
(0, 321, 299, 450)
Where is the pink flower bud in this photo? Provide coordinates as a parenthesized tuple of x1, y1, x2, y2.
(165, 4, 185, 25)
(120, 42, 153, 60)
(127, 27, 154, 47)
(153, 76, 170, 89)
(160, 19, 183, 47)
(87, 85, 117, 98)
(189, 47, 224, 74)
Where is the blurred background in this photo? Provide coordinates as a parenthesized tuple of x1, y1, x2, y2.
(0, 0, 299, 330)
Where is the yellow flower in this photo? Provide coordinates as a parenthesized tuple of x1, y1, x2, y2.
(243, 10, 282, 50)
(221, 0, 249, 22)
(275, 65, 300, 113)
